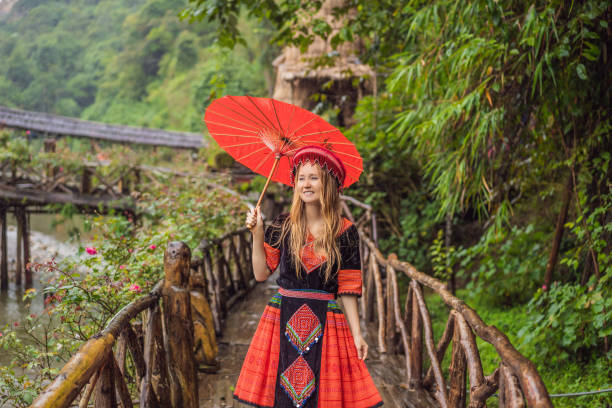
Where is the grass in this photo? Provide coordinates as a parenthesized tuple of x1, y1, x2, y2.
(418, 289, 612, 408)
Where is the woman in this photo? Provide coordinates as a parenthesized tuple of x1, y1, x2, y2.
(233, 145, 383, 408)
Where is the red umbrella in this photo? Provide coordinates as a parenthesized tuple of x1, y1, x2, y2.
(204, 95, 362, 207)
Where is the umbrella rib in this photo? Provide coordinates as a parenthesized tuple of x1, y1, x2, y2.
(205, 120, 259, 133)
(220, 141, 268, 148)
(227, 95, 275, 129)
(342, 162, 362, 171)
(271, 99, 285, 137)
(245, 95, 278, 129)
(206, 109, 261, 130)
(334, 152, 363, 160)
(234, 145, 270, 161)
(279, 104, 299, 154)
(208, 133, 262, 139)
(288, 116, 317, 136)
(293, 129, 338, 139)
(298, 140, 356, 146)
(252, 149, 275, 173)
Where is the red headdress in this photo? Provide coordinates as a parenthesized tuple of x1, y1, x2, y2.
(290, 145, 346, 190)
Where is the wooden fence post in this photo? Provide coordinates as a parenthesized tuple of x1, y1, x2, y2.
(162, 241, 199, 408)
(44, 138, 57, 181)
(93, 355, 116, 408)
(448, 312, 467, 408)
(81, 166, 92, 194)
(16, 209, 22, 286)
(410, 283, 423, 388)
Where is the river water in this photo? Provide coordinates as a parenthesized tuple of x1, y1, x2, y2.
(0, 213, 91, 367)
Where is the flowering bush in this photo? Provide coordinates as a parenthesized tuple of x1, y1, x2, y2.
(0, 147, 247, 405)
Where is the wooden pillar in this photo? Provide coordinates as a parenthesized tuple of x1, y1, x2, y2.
(0, 204, 7, 291)
(19, 209, 32, 288)
(44, 139, 57, 181)
(16, 211, 22, 286)
(93, 355, 117, 408)
(448, 314, 467, 408)
(81, 166, 92, 195)
(410, 284, 423, 387)
(162, 241, 198, 408)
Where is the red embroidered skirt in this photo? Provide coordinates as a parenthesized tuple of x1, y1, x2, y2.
(233, 290, 383, 408)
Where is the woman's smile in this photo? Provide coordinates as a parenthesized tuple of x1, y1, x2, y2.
(297, 162, 322, 203)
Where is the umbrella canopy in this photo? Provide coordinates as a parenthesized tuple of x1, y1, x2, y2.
(203, 95, 362, 190)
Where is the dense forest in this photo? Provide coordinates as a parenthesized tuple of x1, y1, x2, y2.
(0, 0, 273, 130)
(0, 0, 610, 406)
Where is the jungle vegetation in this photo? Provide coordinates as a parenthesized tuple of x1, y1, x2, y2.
(0, 0, 610, 406)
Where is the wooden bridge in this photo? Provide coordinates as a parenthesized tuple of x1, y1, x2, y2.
(29, 196, 553, 408)
(0, 105, 205, 149)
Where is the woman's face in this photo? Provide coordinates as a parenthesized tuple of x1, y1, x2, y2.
(296, 162, 323, 204)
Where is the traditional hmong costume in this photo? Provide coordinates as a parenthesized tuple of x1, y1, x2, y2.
(233, 213, 383, 408)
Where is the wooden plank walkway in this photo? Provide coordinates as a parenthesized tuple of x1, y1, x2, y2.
(198, 274, 438, 408)
(0, 105, 205, 149)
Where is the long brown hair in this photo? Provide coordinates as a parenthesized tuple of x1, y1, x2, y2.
(278, 162, 343, 282)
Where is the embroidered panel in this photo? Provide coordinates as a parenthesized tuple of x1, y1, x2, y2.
(285, 303, 322, 355)
(280, 355, 316, 408)
(299, 241, 326, 274)
(337, 269, 363, 296)
(264, 242, 280, 272)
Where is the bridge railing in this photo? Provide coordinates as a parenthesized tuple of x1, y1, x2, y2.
(0, 144, 142, 200)
(30, 228, 253, 408)
(342, 198, 552, 408)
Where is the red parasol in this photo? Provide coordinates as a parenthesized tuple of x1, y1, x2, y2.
(203, 95, 362, 207)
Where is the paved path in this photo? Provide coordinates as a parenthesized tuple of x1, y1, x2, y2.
(197, 277, 438, 407)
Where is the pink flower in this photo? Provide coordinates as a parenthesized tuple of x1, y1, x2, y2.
(149, 244, 156, 250)
(129, 284, 142, 293)
(26, 130, 31, 135)
(128, 249, 133, 253)
(0, 332, 3, 337)
(29, 314, 36, 319)
(119, 265, 126, 270)
(86, 247, 97, 255)
(13, 322, 19, 327)
(542, 284, 548, 291)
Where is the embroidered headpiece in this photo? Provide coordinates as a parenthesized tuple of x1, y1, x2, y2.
(290, 145, 346, 190)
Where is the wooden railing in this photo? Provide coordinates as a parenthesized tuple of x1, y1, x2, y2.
(31, 228, 253, 408)
(30, 195, 552, 408)
(343, 199, 553, 408)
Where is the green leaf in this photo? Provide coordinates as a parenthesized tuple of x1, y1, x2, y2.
(576, 63, 588, 80)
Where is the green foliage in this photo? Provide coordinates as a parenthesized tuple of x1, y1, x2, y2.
(457, 223, 549, 306)
(0, 0, 273, 133)
(428, 230, 456, 282)
(0, 141, 246, 403)
(519, 279, 612, 364)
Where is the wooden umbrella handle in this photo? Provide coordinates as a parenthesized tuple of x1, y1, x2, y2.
(255, 156, 281, 209)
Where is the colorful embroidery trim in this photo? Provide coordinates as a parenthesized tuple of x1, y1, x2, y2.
(280, 355, 316, 408)
(279, 287, 334, 300)
(337, 269, 363, 296)
(285, 304, 322, 355)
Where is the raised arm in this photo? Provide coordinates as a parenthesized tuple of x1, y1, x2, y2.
(245, 207, 269, 281)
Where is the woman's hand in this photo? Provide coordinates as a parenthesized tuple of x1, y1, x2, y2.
(354, 335, 368, 360)
(245, 206, 263, 236)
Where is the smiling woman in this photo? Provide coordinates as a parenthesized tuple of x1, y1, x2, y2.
(238, 146, 382, 408)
